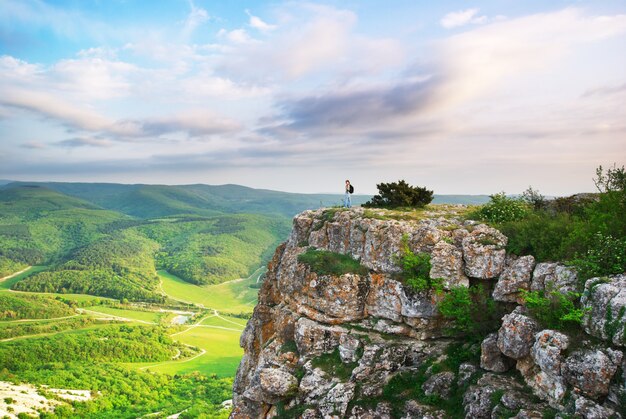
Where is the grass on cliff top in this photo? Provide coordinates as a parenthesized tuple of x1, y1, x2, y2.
(297, 248, 368, 276)
(361, 204, 473, 222)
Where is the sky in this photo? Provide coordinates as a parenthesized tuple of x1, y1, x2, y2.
(0, 0, 625, 195)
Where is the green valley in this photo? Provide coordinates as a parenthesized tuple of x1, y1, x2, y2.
(0, 181, 360, 417)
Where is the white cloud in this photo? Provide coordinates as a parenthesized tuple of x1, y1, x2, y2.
(246, 9, 277, 32)
(182, 0, 210, 39)
(218, 28, 254, 44)
(441, 8, 488, 29)
(217, 3, 404, 81)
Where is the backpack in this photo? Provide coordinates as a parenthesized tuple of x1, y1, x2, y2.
(349, 185, 354, 194)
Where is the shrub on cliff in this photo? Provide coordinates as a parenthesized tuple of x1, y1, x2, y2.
(438, 285, 503, 340)
(396, 235, 442, 292)
(297, 248, 368, 276)
(363, 180, 433, 209)
(471, 192, 530, 223)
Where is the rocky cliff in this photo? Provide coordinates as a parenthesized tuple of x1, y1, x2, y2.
(231, 207, 625, 418)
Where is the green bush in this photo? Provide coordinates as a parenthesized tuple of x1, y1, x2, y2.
(573, 232, 626, 281)
(396, 236, 441, 292)
(498, 212, 581, 262)
(471, 192, 530, 223)
(520, 290, 587, 330)
(438, 285, 502, 339)
(297, 248, 368, 276)
(363, 180, 433, 209)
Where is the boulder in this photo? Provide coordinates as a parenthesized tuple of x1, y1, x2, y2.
(497, 308, 539, 360)
(258, 368, 298, 401)
(338, 334, 362, 363)
(530, 263, 578, 293)
(581, 274, 626, 347)
(429, 241, 469, 289)
(573, 395, 622, 419)
(349, 403, 393, 419)
(517, 330, 570, 406)
(480, 333, 514, 372)
(421, 371, 455, 399)
(457, 362, 478, 387)
(562, 349, 621, 399)
(462, 224, 507, 279)
(530, 330, 569, 376)
(402, 400, 447, 419)
(493, 255, 535, 303)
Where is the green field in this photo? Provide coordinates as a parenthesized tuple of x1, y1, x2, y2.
(0, 265, 47, 290)
(158, 269, 262, 314)
(83, 306, 166, 324)
(201, 314, 248, 329)
(132, 318, 244, 377)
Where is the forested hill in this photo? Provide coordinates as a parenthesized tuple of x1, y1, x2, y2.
(3, 181, 490, 218)
(3, 182, 368, 218)
(0, 184, 301, 299)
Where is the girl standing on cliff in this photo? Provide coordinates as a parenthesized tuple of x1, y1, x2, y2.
(344, 180, 353, 208)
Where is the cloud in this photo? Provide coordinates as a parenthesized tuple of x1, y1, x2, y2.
(20, 141, 47, 149)
(131, 112, 242, 137)
(246, 10, 277, 32)
(0, 87, 115, 132)
(260, 8, 626, 151)
(182, 1, 210, 39)
(217, 3, 404, 81)
(217, 28, 254, 44)
(440, 9, 488, 29)
(582, 82, 626, 98)
(56, 137, 113, 148)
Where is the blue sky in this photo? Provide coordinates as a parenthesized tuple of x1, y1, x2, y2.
(1, 0, 625, 194)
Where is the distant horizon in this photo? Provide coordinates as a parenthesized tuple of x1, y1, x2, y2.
(0, 178, 593, 198)
(1, 1, 624, 195)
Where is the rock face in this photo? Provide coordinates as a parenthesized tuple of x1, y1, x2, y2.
(461, 224, 507, 279)
(497, 307, 539, 360)
(581, 274, 626, 347)
(493, 255, 535, 303)
(231, 208, 626, 419)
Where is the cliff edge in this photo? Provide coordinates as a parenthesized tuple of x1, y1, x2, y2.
(231, 207, 625, 418)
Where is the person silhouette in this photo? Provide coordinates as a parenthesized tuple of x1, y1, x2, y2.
(344, 180, 352, 208)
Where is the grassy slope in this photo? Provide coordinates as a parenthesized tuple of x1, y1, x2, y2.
(158, 269, 260, 314)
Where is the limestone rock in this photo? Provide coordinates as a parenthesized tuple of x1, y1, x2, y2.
(530, 263, 578, 293)
(462, 224, 507, 279)
(402, 400, 447, 419)
(493, 255, 535, 303)
(365, 274, 403, 322)
(295, 317, 343, 357)
(573, 395, 622, 419)
(429, 241, 469, 289)
(422, 371, 455, 399)
(297, 271, 369, 322)
(497, 307, 539, 360)
(517, 330, 569, 406)
(581, 274, 626, 347)
(463, 374, 505, 419)
(349, 402, 393, 419)
(562, 349, 621, 400)
(317, 382, 356, 418)
(531, 330, 569, 376)
(259, 368, 298, 401)
(458, 362, 478, 387)
(480, 333, 514, 372)
(339, 334, 362, 363)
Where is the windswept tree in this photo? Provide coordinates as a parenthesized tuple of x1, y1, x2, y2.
(363, 180, 433, 209)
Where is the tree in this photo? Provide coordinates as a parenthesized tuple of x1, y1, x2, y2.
(363, 180, 433, 209)
(593, 163, 626, 193)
